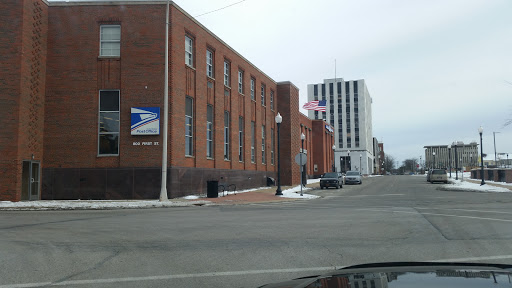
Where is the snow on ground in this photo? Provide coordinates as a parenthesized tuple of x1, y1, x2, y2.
(368, 175, 383, 178)
(279, 185, 320, 199)
(307, 178, 321, 184)
(444, 179, 511, 193)
(0, 199, 210, 211)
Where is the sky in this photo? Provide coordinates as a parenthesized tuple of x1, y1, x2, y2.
(168, 0, 512, 164)
(53, 0, 512, 164)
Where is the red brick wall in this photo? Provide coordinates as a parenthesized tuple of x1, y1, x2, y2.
(45, 4, 166, 169)
(169, 4, 277, 174)
(276, 82, 301, 186)
(0, 0, 47, 201)
(312, 120, 334, 177)
(44, 3, 277, 174)
(299, 113, 313, 176)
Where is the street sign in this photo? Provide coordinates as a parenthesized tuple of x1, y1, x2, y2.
(295, 153, 307, 165)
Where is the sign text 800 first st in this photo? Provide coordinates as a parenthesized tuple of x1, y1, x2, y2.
(133, 141, 159, 146)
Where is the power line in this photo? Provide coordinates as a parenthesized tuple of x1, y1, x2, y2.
(194, 0, 247, 18)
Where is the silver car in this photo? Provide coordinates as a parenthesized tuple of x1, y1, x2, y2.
(345, 171, 362, 185)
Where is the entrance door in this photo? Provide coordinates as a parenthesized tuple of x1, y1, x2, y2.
(21, 161, 40, 201)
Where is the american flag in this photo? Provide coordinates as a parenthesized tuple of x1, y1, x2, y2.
(302, 100, 326, 112)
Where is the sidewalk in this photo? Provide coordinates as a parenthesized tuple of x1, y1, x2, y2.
(0, 183, 321, 211)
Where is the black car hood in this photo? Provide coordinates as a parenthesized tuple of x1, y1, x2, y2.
(321, 178, 338, 181)
(259, 262, 512, 288)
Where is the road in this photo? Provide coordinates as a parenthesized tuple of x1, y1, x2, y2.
(1, 175, 512, 287)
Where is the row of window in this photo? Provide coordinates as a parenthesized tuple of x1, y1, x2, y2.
(97, 90, 275, 165)
(185, 36, 275, 110)
(185, 97, 274, 165)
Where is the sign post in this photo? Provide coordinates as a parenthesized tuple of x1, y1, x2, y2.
(295, 153, 307, 196)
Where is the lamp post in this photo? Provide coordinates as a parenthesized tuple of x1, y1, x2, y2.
(332, 145, 336, 172)
(340, 157, 343, 174)
(275, 113, 283, 195)
(454, 142, 459, 180)
(470, 154, 473, 169)
(493, 132, 500, 166)
(432, 151, 436, 169)
(479, 126, 485, 185)
(301, 132, 305, 196)
(448, 146, 452, 178)
(359, 154, 362, 174)
(348, 150, 351, 171)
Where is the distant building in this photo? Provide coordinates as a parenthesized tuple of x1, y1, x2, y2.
(307, 78, 374, 174)
(424, 142, 479, 169)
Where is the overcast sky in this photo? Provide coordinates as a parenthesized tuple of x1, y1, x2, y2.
(170, 0, 511, 163)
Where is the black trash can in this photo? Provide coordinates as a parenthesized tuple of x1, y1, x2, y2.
(207, 180, 219, 198)
(266, 177, 275, 186)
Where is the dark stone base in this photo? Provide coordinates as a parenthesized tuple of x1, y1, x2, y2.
(42, 167, 276, 200)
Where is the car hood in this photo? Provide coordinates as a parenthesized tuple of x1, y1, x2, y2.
(258, 262, 512, 288)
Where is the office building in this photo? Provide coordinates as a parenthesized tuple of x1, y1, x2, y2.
(307, 78, 374, 174)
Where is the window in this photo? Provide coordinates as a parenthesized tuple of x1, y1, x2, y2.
(313, 84, 318, 99)
(100, 25, 120, 57)
(224, 61, 230, 87)
(207, 105, 213, 158)
(261, 125, 266, 164)
(250, 78, 255, 100)
(270, 90, 274, 110)
(185, 36, 193, 67)
(251, 121, 255, 163)
(261, 84, 265, 106)
(239, 117, 244, 162)
(271, 128, 275, 165)
(238, 70, 243, 94)
(98, 90, 120, 155)
(224, 111, 230, 160)
(206, 50, 213, 78)
(185, 97, 193, 156)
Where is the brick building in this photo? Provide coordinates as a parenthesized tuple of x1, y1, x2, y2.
(0, 0, 333, 201)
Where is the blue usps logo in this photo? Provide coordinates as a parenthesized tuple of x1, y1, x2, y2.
(131, 107, 160, 135)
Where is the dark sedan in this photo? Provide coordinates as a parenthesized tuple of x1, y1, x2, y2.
(320, 172, 343, 189)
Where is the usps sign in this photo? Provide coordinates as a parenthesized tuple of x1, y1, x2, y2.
(131, 107, 160, 135)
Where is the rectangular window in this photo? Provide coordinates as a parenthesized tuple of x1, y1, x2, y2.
(98, 90, 120, 155)
(321, 84, 326, 100)
(185, 36, 193, 67)
(313, 84, 318, 100)
(261, 84, 265, 106)
(224, 61, 230, 87)
(238, 70, 244, 94)
(251, 121, 255, 163)
(100, 25, 120, 57)
(271, 128, 275, 165)
(250, 78, 255, 100)
(239, 117, 244, 162)
(206, 50, 213, 78)
(270, 90, 274, 110)
(224, 111, 230, 160)
(261, 125, 266, 164)
(206, 105, 213, 158)
(185, 97, 193, 156)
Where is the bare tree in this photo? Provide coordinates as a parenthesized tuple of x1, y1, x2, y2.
(383, 154, 395, 173)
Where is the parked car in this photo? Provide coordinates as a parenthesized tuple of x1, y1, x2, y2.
(430, 169, 448, 183)
(426, 169, 433, 182)
(320, 172, 343, 189)
(345, 171, 362, 185)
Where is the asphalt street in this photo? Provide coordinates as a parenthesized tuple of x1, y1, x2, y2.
(1, 175, 512, 287)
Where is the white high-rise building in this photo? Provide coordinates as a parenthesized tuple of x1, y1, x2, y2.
(307, 78, 374, 174)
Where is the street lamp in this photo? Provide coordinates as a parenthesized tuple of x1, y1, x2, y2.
(448, 146, 452, 178)
(479, 126, 485, 185)
(359, 154, 362, 174)
(301, 132, 306, 196)
(348, 150, 351, 171)
(432, 151, 436, 169)
(340, 157, 343, 174)
(275, 113, 283, 195)
(332, 145, 336, 172)
(454, 142, 459, 180)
